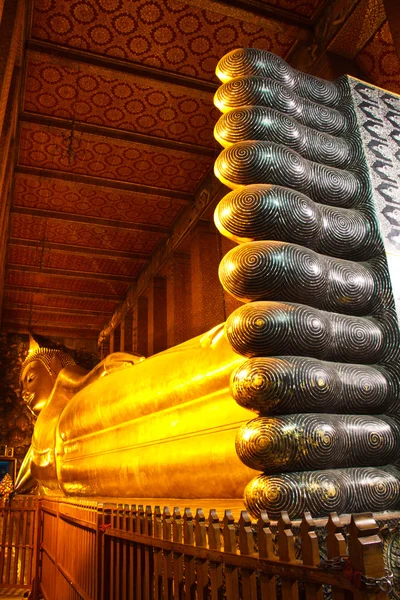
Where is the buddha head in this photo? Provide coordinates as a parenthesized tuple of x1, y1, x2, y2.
(20, 347, 76, 415)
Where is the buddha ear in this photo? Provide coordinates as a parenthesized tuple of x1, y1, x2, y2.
(49, 355, 63, 377)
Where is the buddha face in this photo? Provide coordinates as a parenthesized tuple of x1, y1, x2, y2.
(21, 359, 55, 415)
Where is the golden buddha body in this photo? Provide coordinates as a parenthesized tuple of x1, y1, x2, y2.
(17, 327, 257, 498)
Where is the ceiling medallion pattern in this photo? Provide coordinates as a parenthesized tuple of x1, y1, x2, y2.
(32, 0, 298, 80)
(25, 52, 219, 147)
(19, 123, 212, 193)
(7, 245, 146, 278)
(356, 22, 400, 95)
(14, 174, 185, 226)
(10, 213, 164, 254)
(6, 270, 128, 296)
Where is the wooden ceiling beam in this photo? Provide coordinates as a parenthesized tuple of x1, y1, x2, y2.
(6, 264, 136, 283)
(14, 166, 194, 203)
(287, 0, 362, 79)
(20, 112, 217, 157)
(383, 0, 400, 62)
(3, 302, 112, 316)
(2, 321, 101, 335)
(5, 283, 122, 300)
(9, 238, 151, 261)
(186, 0, 312, 33)
(26, 40, 219, 93)
(11, 206, 171, 235)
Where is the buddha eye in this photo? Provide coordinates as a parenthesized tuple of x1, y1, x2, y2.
(27, 374, 35, 383)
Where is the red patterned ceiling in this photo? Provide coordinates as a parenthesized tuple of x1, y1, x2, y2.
(19, 122, 213, 193)
(10, 213, 164, 254)
(4, 0, 395, 339)
(6, 270, 128, 297)
(3, 290, 116, 314)
(24, 51, 219, 147)
(14, 174, 185, 226)
(355, 21, 400, 95)
(7, 245, 146, 278)
(31, 0, 298, 81)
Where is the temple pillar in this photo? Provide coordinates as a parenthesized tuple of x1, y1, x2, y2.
(100, 335, 110, 360)
(109, 330, 115, 354)
(190, 221, 226, 337)
(119, 318, 125, 351)
(147, 276, 167, 356)
(123, 311, 133, 353)
(166, 253, 192, 347)
(113, 324, 121, 353)
(0, 0, 24, 326)
(0, 0, 23, 137)
(133, 295, 148, 357)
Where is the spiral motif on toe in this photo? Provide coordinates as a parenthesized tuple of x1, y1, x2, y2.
(318, 205, 376, 260)
(311, 162, 364, 207)
(215, 142, 363, 207)
(244, 468, 352, 519)
(214, 185, 376, 260)
(236, 414, 398, 472)
(230, 357, 391, 415)
(226, 302, 384, 362)
(215, 49, 341, 107)
(214, 77, 347, 136)
(219, 241, 376, 314)
(225, 302, 330, 358)
(214, 185, 322, 247)
(216, 48, 296, 88)
(215, 108, 352, 169)
(329, 313, 383, 362)
(219, 242, 326, 305)
(335, 363, 390, 413)
(296, 71, 341, 107)
(351, 466, 400, 513)
(236, 414, 341, 472)
(323, 257, 376, 314)
(244, 466, 400, 519)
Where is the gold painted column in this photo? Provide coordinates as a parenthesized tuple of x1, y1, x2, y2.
(190, 221, 226, 337)
(166, 252, 192, 347)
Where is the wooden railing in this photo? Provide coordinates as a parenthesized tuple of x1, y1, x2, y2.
(0, 496, 39, 591)
(33, 498, 394, 600)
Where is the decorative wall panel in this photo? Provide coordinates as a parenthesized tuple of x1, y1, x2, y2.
(350, 78, 400, 316)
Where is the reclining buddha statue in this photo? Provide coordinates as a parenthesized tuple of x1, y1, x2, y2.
(17, 48, 400, 520)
